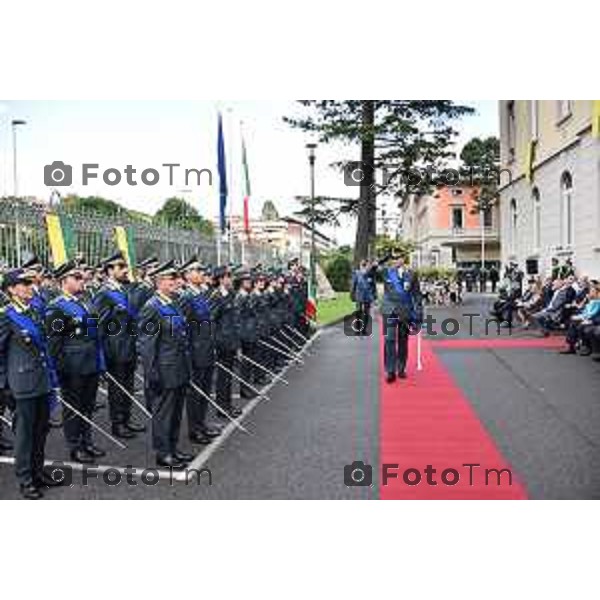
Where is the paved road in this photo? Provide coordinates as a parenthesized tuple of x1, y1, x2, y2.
(1, 293, 599, 499)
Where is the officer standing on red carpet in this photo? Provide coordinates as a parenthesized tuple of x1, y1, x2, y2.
(380, 252, 422, 383)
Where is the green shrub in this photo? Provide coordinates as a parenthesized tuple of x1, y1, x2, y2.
(325, 254, 353, 292)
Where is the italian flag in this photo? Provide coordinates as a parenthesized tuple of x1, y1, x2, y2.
(45, 213, 75, 267)
(241, 128, 251, 236)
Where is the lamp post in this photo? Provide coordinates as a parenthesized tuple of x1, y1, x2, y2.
(306, 143, 317, 298)
(12, 119, 27, 266)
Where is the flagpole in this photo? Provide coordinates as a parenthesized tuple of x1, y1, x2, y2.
(227, 106, 234, 265)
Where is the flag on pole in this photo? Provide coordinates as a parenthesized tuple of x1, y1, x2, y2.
(114, 226, 137, 275)
(592, 100, 600, 138)
(45, 213, 74, 267)
(217, 112, 228, 234)
(241, 126, 251, 236)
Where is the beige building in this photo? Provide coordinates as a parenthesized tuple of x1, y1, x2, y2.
(399, 186, 501, 270)
(499, 100, 600, 277)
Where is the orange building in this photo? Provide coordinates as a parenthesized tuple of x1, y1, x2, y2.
(399, 185, 501, 270)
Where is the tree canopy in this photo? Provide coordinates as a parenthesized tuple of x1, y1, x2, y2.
(154, 197, 214, 235)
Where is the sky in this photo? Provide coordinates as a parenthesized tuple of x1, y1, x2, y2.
(0, 100, 498, 244)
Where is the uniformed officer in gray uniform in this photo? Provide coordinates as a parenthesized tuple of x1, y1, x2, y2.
(0, 268, 61, 498)
(137, 260, 193, 469)
(46, 260, 107, 463)
(380, 253, 422, 383)
(211, 266, 241, 418)
(178, 257, 221, 445)
(236, 270, 259, 398)
(94, 251, 145, 439)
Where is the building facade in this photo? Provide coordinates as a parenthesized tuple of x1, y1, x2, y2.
(399, 186, 500, 270)
(498, 100, 600, 278)
(227, 214, 336, 267)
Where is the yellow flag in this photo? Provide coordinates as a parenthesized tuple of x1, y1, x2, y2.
(592, 100, 600, 138)
(45, 214, 69, 267)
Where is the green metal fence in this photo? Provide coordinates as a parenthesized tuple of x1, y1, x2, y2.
(0, 200, 289, 269)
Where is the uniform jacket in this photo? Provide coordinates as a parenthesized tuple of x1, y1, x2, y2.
(211, 287, 240, 352)
(137, 293, 191, 390)
(46, 292, 106, 377)
(93, 280, 138, 365)
(178, 284, 215, 369)
(0, 299, 58, 400)
(380, 266, 423, 323)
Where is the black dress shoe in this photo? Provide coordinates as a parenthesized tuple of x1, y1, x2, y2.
(174, 450, 194, 462)
(386, 373, 396, 383)
(156, 454, 186, 469)
(20, 483, 43, 499)
(579, 346, 592, 357)
(189, 432, 212, 445)
(398, 371, 407, 379)
(202, 427, 221, 438)
(70, 448, 96, 464)
(125, 420, 146, 433)
(83, 444, 106, 458)
(112, 423, 136, 439)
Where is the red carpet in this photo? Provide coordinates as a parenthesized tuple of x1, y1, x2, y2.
(430, 337, 564, 350)
(380, 332, 528, 499)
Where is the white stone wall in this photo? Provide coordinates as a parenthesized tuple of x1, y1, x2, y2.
(500, 133, 600, 278)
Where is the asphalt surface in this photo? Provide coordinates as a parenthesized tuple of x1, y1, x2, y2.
(1, 293, 599, 499)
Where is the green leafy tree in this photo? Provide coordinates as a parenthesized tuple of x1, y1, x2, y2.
(285, 100, 474, 264)
(154, 197, 214, 235)
(62, 194, 123, 216)
(459, 136, 501, 215)
(374, 235, 415, 261)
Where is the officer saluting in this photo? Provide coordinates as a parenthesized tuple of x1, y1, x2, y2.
(137, 260, 193, 469)
(129, 256, 159, 315)
(178, 256, 221, 445)
(94, 251, 145, 439)
(380, 252, 422, 383)
(0, 268, 61, 498)
(46, 260, 107, 463)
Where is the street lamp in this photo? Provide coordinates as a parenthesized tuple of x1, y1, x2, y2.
(11, 119, 27, 266)
(306, 143, 317, 299)
(11, 119, 26, 199)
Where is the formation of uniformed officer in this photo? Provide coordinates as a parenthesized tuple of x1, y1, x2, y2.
(137, 260, 193, 469)
(93, 252, 145, 439)
(0, 268, 61, 498)
(45, 260, 107, 463)
(177, 257, 220, 445)
(0, 252, 313, 494)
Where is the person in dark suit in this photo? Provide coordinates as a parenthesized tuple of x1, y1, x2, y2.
(178, 257, 220, 446)
(0, 268, 62, 498)
(46, 260, 107, 464)
(94, 251, 145, 440)
(137, 261, 193, 469)
(351, 260, 376, 334)
(211, 267, 241, 418)
(379, 253, 422, 383)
